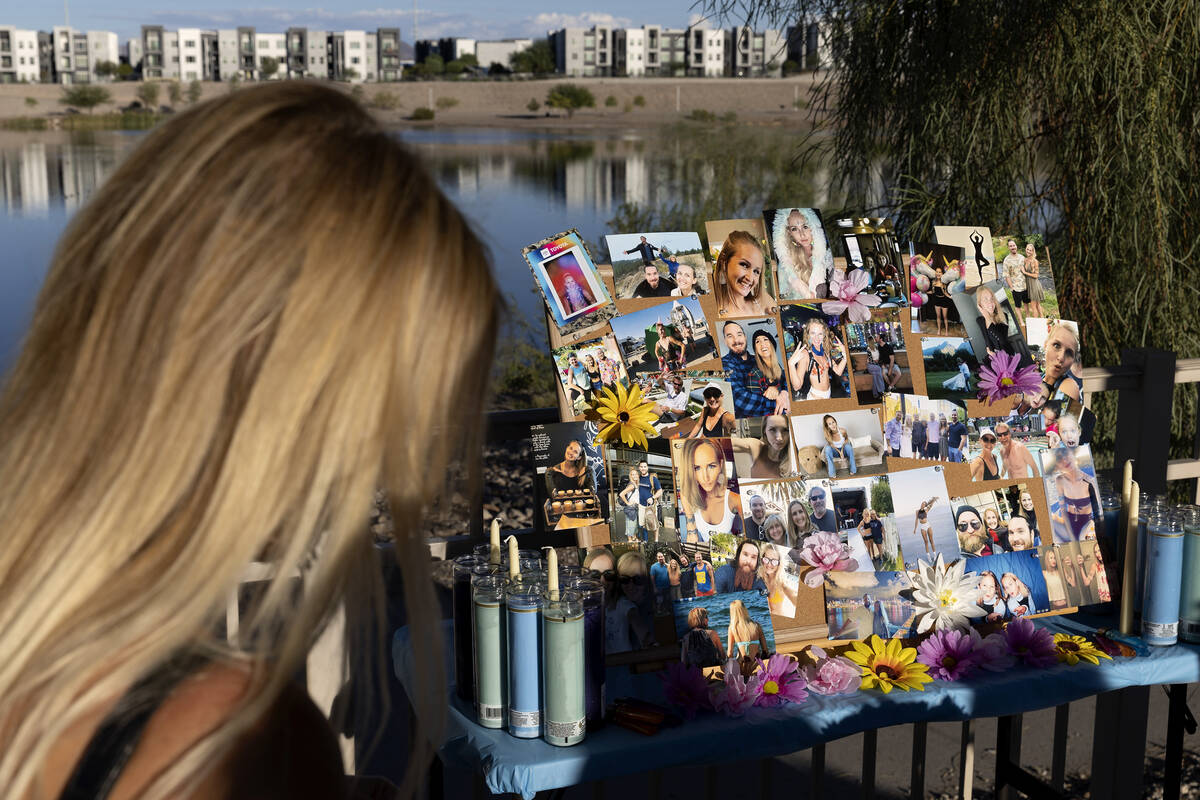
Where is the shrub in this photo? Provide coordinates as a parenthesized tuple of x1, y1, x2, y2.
(720, 111, 737, 123)
(685, 109, 717, 123)
(604, 94, 617, 107)
(526, 98, 540, 112)
(435, 96, 459, 110)
(136, 82, 160, 108)
(411, 107, 435, 120)
(545, 84, 595, 118)
(186, 80, 202, 105)
(59, 85, 112, 114)
(350, 85, 365, 101)
(633, 94, 645, 107)
(167, 81, 182, 106)
(370, 90, 400, 110)
(623, 101, 632, 113)
(24, 97, 37, 108)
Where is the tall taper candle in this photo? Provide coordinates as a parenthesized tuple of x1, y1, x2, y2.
(1122, 460, 1133, 510)
(472, 574, 506, 728)
(505, 578, 543, 738)
(507, 534, 519, 580)
(1119, 482, 1139, 634)
(542, 590, 586, 746)
(489, 518, 502, 567)
(545, 546, 559, 601)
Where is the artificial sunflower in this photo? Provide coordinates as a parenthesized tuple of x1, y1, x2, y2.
(586, 382, 659, 448)
(844, 635, 933, 693)
(1053, 633, 1112, 666)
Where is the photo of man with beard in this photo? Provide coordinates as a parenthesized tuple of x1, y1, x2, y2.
(715, 538, 767, 594)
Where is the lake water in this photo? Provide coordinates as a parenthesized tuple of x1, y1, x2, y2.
(0, 123, 830, 373)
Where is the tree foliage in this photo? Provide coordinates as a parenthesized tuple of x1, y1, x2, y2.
(136, 82, 159, 108)
(167, 80, 182, 105)
(510, 40, 555, 74)
(93, 61, 119, 79)
(701, 0, 1200, 478)
(260, 56, 280, 78)
(546, 84, 595, 118)
(186, 79, 202, 104)
(59, 85, 111, 113)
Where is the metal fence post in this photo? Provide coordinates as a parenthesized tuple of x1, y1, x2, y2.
(1089, 686, 1151, 800)
(1114, 348, 1176, 494)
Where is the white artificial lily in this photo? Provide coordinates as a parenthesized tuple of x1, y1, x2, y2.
(910, 554, 986, 634)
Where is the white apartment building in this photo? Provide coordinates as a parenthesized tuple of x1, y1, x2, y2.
(162, 30, 180, 80)
(549, 26, 613, 77)
(255, 32, 286, 78)
(122, 38, 142, 71)
(176, 29, 203, 82)
(0, 27, 40, 83)
(85, 31, 118, 78)
(475, 39, 530, 71)
(724, 26, 784, 77)
(687, 27, 724, 77)
(613, 28, 645, 76)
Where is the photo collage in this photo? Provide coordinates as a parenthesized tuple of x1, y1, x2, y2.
(523, 213, 1100, 658)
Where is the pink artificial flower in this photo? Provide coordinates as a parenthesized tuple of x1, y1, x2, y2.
(1000, 618, 1058, 668)
(976, 350, 1043, 405)
(710, 657, 762, 717)
(975, 630, 1017, 672)
(755, 654, 808, 707)
(799, 531, 859, 587)
(660, 661, 714, 719)
(823, 268, 882, 323)
(916, 629, 982, 681)
(802, 646, 863, 695)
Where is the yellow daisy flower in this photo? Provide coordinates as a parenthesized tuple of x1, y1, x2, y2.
(844, 635, 932, 693)
(587, 382, 659, 449)
(1053, 633, 1112, 666)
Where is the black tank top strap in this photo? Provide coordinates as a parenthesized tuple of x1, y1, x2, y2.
(58, 652, 210, 800)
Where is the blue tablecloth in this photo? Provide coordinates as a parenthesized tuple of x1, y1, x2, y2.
(392, 616, 1200, 799)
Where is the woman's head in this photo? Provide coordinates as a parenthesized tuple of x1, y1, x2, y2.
(0, 83, 499, 797)
(702, 385, 724, 412)
(1053, 446, 1077, 472)
(1020, 490, 1035, 511)
(762, 514, 789, 546)
(687, 606, 710, 629)
(823, 414, 838, 434)
(728, 598, 752, 627)
(759, 542, 783, 578)
(716, 230, 766, 302)
(786, 209, 814, 249)
(788, 499, 811, 534)
(584, 353, 596, 369)
(976, 285, 1000, 322)
(1026, 242, 1037, 258)
(1044, 321, 1080, 379)
(564, 440, 584, 462)
(760, 415, 790, 459)
(1043, 548, 1059, 569)
(680, 438, 728, 510)
(753, 329, 777, 360)
(675, 262, 696, 294)
(617, 551, 649, 601)
(584, 547, 616, 574)
(805, 317, 830, 348)
(1001, 572, 1028, 598)
(983, 507, 1001, 529)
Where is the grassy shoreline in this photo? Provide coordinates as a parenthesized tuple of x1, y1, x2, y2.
(1, 111, 164, 131)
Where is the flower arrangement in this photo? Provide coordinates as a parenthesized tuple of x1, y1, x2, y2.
(976, 350, 1043, 405)
(908, 555, 987, 634)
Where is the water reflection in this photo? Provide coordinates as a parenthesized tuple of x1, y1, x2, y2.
(0, 134, 133, 216)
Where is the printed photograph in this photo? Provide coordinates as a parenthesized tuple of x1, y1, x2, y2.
(826, 475, 900, 571)
(1040, 444, 1102, 543)
(1042, 398, 1093, 449)
(824, 571, 914, 640)
(827, 216, 907, 307)
(964, 413, 1049, 481)
(762, 207, 835, 300)
(608, 296, 717, 376)
(890, 465, 956, 570)
(739, 479, 821, 553)
(551, 334, 630, 417)
(908, 241, 968, 336)
(641, 372, 729, 439)
(531, 422, 609, 531)
(780, 303, 851, 402)
(671, 437, 743, 544)
(523, 229, 616, 335)
(704, 218, 778, 319)
(640, 543, 724, 616)
(967, 549, 1052, 622)
(730, 414, 796, 481)
(605, 231, 709, 301)
(606, 438, 675, 544)
(790, 408, 887, 480)
(881, 393, 968, 462)
(674, 589, 777, 660)
(949, 483, 1042, 558)
(845, 308, 911, 403)
(933, 225, 998, 289)
(717, 317, 791, 418)
(599, 544, 658, 655)
(1016, 318, 1083, 414)
(991, 233, 1060, 323)
(955, 281, 1035, 375)
(920, 336, 980, 401)
(1038, 542, 1110, 611)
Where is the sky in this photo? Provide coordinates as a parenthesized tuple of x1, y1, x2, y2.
(12, 1, 716, 41)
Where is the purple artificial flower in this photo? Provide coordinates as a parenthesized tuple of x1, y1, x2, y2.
(799, 531, 859, 588)
(660, 661, 714, 719)
(916, 629, 982, 681)
(1000, 618, 1058, 668)
(977, 350, 1043, 405)
(975, 630, 1017, 672)
(802, 646, 863, 695)
(711, 657, 762, 717)
(755, 654, 808, 707)
(823, 269, 883, 323)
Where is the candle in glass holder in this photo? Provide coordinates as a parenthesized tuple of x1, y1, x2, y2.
(1142, 511, 1183, 646)
(452, 554, 488, 704)
(505, 577, 544, 738)
(1181, 507, 1200, 643)
(472, 574, 506, 728)
(1100, 493, 1122, 562)
(567, 577, 606, 725)
(1135, 494, 1167, 617)
(542, 589, 586, 747)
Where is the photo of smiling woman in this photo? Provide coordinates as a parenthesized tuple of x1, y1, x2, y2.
(786, 314, 849, 401)
(710, 229, 778, 318)
(674, 437, 743, 543)
(765, 207, 835, 300)
(731, 414, 794, 479)
(1018, 318, 1083, 414)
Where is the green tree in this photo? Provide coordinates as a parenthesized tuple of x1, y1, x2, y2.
(93, 60, 119, 79)
(259, 56, 280, 79)
(370, 89, 399, 110)
(604, 94, 617, 107)
(343, 67, 359, 81)
(59, 85, 112, 114)
(167, 80, 182, 106)
(526, 98, 540, 112)
(423, 53, 445, 75)
(545, 83, 594, 118)
(227, 74, 241, 93)
(509, 40, 555, 74)
(350, 84, 365, 101)
(870, 479, 894, 516)
(117, 63, 134, 80)
(186, 79, 202, 104)
(459, 53, 479, 68)
(444, 59, 467, 76)
(24, 97, 37, 108)
(136, 81, 159, 108)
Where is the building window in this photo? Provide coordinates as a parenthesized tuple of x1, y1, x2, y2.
(173, 56, 179, 63)
(258, 39, 268, 49)
(185, 55, 196, 63)
(351, 56, 360, 64)
(349, 41, 361, 49)
(184, 40, 196, 48)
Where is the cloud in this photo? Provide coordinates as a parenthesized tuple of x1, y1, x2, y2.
(523, 11, 633, 32)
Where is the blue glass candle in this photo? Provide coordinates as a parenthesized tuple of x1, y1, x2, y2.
(1100, 493, 1122, 561)
(567, 577, 606, 725)
(472, 574, 507, 728)
(1135, 495, 1167, 616)
(505, 578, 544, 738)
(1181, 508, 1200, 644)
(542, 589, 586, 746)
(1142, 512, 1183, 646)
(452, 555, 488, 704)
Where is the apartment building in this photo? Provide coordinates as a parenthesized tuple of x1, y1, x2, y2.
(122, 38, 142, 72)
(176, 29, 203, 82)
(785, 21, 824, 70)
(376, 28, 401, 80)
(549, 26, 613, 77)
(613, 28, 645, 76)
(0, 27, 40, 83)
(724, 26, 784, 77)
(476, 39, 530, 71)
(141, 25, 164, 79)
(85, 31, 119, 77)
(686, 27, 724, 77)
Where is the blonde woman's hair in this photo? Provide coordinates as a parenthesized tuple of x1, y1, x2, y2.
(778, 208, 813, 285)
(754, 338, 783, 383)
(687, 606, 710, 628)
(678, 438, 730, 513)
(727, 599, 759, 646)
(714, 229, 766, 310)
(761, 513, 793, 548)
(0, 82, 498, 799)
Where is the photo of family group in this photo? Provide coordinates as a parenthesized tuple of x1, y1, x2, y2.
(608, 296, 717, 376)
(605, 231, 710, 301)
(531, 421, 609, 530)
(1041, 444, 1102, 543)
(991, 233, 1060, 324)
(704, 218, 778, 319)
(845, 309, 910, 403)
(968, 549, 1052, 622)
(828, 216, 907, 307)
(949, 483, 1043, 558)
(889, 465, 956, 569)
(881, 393, 968, 462)
(908, 241, 968, 336)
(824, 570, 914, 640)
(762, 207, 836, 300)
(524, 228, 616, 336)
(1038, 541, 1112, 610)
(790, 409, 886, 480)
(551, 334, 630, 416)
(717, 317, 791, 418)
(675, 589, 777, 666)
(780, 304, 851, 402)
(740, 479, 820, 550)
(920, 336, 980, 401)
(670, 437, 743, 543)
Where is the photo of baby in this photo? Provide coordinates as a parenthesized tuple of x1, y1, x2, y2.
(762, 207, 835, 300)
(908, 241, 968, 336)
(920, 336, 980, 401)
(605, 231, 710, 301)
(824, 570, 914, 640)
(780, 303, 851, 402)
(704, 218, 778, 319)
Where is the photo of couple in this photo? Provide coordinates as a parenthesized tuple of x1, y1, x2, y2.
(606, 231, 710, 301)
(965, 415, 1048, 482)
(846, 309, 909, 402)
(717, 318, 791, 418)
(919, 336, 980, 401)
(991, 233, 1060, 325)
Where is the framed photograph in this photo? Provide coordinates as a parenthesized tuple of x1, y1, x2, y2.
(605, 439, 675, 544)
(551, 334, 630, 417)
(523, 229, 616, 336)
(825, 475, 901, 571)
(845, 308, 910, 403)
(605, 231, 709, 301)
(730, 414, 796, 482)
(949, 483, 1044, 558)
(827, 216, 907, 307)
(966, 550, 1052, 622)
(1018, 318, 1083, 413)
(762, 207, 835, 301)
(963, 413, 1047, 482)
(991, 233, 1060, 323)
(674, 588, 776, 659)
(889, 465, 956, 570)
(671, 437, 743, 544)
(1040, 444, 1102, 543)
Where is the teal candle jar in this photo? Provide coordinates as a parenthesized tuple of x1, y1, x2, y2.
(1180, 508, 1200, 643)
(452, 555, 489, 705)
(471, 574, 507, 728)
(542, 589, 586, 746)
(1142, 512, 1183, 646)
